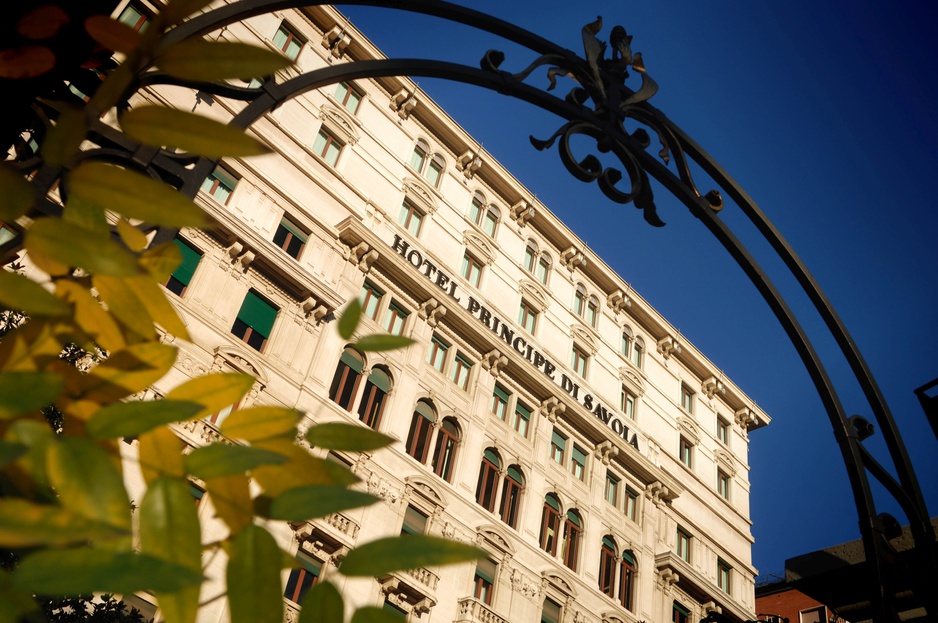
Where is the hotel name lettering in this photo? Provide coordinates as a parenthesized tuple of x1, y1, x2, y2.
(392, 235, 641, 452)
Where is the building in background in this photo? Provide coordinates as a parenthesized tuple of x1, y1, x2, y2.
(755, 580, 847, 623)
(115, 2, 771, 622)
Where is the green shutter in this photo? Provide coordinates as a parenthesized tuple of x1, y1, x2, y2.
(551, 430, 566, 450)
(483, 448, 500, 468)
(238, 290, 277, 337)
(674, 602, 690, 617)
(475, 558, 496, 584)
(602, 536, 616, 550)
(494, 384, 510, 403)
(622, 550, 636, 565)
(507, 465, 523, 484)
(368, 368, 391, 392)
(339, 349, 364, 373)
(172, 237, 202, 285)
(279, 217, 307, 241)
(415, 400, 435, 421)
(545, 493, 560, 511)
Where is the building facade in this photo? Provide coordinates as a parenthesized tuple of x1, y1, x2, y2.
(115, 2, 771, 622)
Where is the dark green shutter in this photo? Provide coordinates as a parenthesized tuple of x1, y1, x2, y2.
(172, 237, 202, 285)
(238, 290, 277, 337)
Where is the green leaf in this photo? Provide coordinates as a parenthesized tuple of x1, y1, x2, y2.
(220, 406, 300, 442)
(12, 549, 202, 595)
(353, 335, 415, 352)
(0, 499, 128, 547)
(305, 422, 395, 452)
(351, 607, 405, 623)
(139, 426, 186, 484)
(26, 218, 142, 277)
(4, 420, 55, 494)
(117, 218, 150, 252)
(0, 440, 26, 467)
(184, 444, 288, 480)
(55, 281, 126, 352)
(140, 239, 183, 283)
(267, 486, 379, 522)
(40, 108, 85, 168)
(338, 299, 361, 340)
(227, 524, 284, 623)
(46, 438, 132, 535)
(70, 162, 210, 228)
(157, 40, 293, 82)
(122, 107, 270, 159)
(340, 536, 485, 577)
(86, 400, 203, 439)
(79, 342, 178, 403)
(0, 570, 40, 623)
(0, 272, 70, 317)
(204, 473, 252, 534)
(91, 274, 157, 341)
(104, 275, 190, 341)
(165, 373, 255, 420)
(0, 372, 63, 419)
(0, 164, 34, 221)
(140, 478, 201, 623)
(299, 581, 343, 623)
(250, 439, 358, 498)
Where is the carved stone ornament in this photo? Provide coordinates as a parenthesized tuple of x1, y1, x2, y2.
(402, 177, 438, 214)
(519, 279, 550, 312)
(656, 335, 681, 360)
(570, 325, 598, 354)
(319, 104, 360, 145)
(607, 289, 631, 313)
(510, 200, 535, 226)
(463, 230, 496, 265)
(390, 88, 418, 120)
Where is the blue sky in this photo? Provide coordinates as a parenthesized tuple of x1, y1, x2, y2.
(334, 1, 938, 577)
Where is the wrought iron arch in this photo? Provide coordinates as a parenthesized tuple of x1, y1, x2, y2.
(12, 1, 936, 620)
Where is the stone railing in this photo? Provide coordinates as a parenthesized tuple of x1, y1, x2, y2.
(283, 599, 300, 623)
(456, 597, 509, 623)
(324, 511, 360, 539)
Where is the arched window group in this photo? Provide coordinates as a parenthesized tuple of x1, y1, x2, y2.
(573, 283, 600, 328)
(469, 192, 500, 237)
(405, 399, 461, 482)
(598, 536, 636, 611)
(621, 326, 644, 368)
(475, 448, 525, 529)
(539, 493, 582, 571)
(523, 240, 551, 285)
(329, 347, 391, 429)
(410, 138, 445, 188)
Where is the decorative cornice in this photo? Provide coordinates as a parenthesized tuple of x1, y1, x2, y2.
(402, 176, 438, 215)
(607, 289, 631, 314)
(539, 396, 566, 423)
(455, 150, 483, 178)
(560, 245, 587, 271)
(418, 298, 447, 327)
(321, 24, 351, 59)
(518, 279, 550, 312)
(510, 200, 535, 226)
(701, 375, 726, 400)
(319, 104, 360, 145)
(656, 335, 682, 360)
(463, 230, 496, 265)
(390, 88, 418, 120)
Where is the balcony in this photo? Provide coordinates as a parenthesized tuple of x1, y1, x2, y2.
(456, 597, 508, 623)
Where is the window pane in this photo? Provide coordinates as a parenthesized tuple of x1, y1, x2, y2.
(384, 302, 408, 335)
(360, 283, 383, 319)
(491, 384, 510, 419)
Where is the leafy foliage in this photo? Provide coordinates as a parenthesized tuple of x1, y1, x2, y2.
(0, 1, 482, 622)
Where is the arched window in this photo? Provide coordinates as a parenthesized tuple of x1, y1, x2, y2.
(539, 493, 562, 555)
(410, 139, 429, 172)
(574, 284, 587, 316)
(406, 400, 436, 463)
(498, 465, 524, 528)
(482, 205, 499, 237)
(469, 193, 485, 223)
(536, 252, 551, 284)
(329, 348, 363, 410)
(432, 417, 460, 482)
(632, 337, 644, 368)
(599, 536, 617, 597)
(619, 550, 636, 611)
(587, 295, 600, 328)
(475, 449, 501, 512)
(409, 139, 444, 188)
(426, 154, 445, 188)
(357, 367, 390, 429)
(561, 509, 582, 571)
(523, 241, 538, 272)
(621, 326, 633, 357)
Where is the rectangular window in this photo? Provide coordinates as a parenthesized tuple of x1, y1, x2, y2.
(679, 436, 694, 469)
(672, 602, 690, 623)
(571, 345, 588, 378)
(164, 236, 202, 296)
(383, 301, 409, 335)
(620, 387, 636, 419)
(0, 224, 17, 247)
(718, 560, 732, 594)
(473, 558, 497, 606)
(676, 527, 691, 562)
(717, 416, 730, 445)
(273, 216, 306, 259)
(550, 429, 567, 465)
(313, 128, 342, 166)
(570, 445, 587, 480)
(359, 282, 383, 320)
(680, 384, 695, 414)
(518, 300, 537, 333)
(397, 200, 424, 237)
(284, 552, 321, 604)
(718, 469, 731, 500)
(427, 334, 449, 372)
(273, 22, 303, 61)
(490, 384, 510, 420)
(542, 598, 561, 623)
(231, 289, 277, 352)
(201, 165, 237, 205)
(799, 607, 826, 623)
(117, 2, 151, 32)
(511, 401, 531, 437)
(625, 486, 638, 521)
(461, 252, 482, 287)
(401, 505, 428, 535)
(605, 471, 620, 506)
(451, 352, 473, 390)
(334, 82, 362, 114)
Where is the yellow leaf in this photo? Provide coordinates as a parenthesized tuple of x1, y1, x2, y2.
(40, 108, 85, 168)
(165, 373, 255, 420)
(139, 239, 182, 283)
(79, 342, 177, 403)
(220, 406, 300, 443)
(0, 499, 129, 547)
(139, 426, 186, 484)
(0, 271, 70, 318)
(117, 275, 190, 341)
(92, 275, 156, 341)
(204, 473, 252, 534)
(122, 107, 270, 159)
(55, 281, 126, 352)
(156, 40, 292, 82)
(0, 164, 34, 221)
(84, 15, 141, 54)
(0, 320, 67, 373)
(69, 162, 211, 228)
(117, 218, 149, 252)
(26, 218, 143, 277)
(62, 194, 109, 236)
(0, 371, 63, 420)
(250, 438, 357, 499)
(0, 45, 55, 79)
